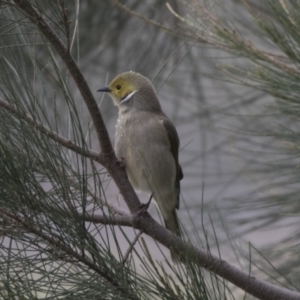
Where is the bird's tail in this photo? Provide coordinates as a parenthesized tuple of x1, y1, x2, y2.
(164, 210, 181, 262)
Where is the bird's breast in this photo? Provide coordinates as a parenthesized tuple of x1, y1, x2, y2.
(115, 111, 174, 193)
(115, 113, 142, 157)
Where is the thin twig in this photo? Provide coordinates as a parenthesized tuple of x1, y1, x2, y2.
(140, 237, 180, 300)
(110, 0, 195, 41)
(59, 0, 71, 51)
(0, 96, 101, 163)
(122, 230, 143, 264)
(64, 169, 130, 216)
(82, 212, 133, 227)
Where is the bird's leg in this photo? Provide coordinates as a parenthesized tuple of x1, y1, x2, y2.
(136, 194, 153, 215)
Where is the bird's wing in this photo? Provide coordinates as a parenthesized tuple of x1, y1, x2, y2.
(161, 115, 183, 209)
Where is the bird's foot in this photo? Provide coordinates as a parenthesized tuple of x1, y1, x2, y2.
(136, 203, 150, 215)
(136, 194, 153, 215)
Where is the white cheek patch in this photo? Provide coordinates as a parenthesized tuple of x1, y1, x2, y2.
(120, 90, 137, 105)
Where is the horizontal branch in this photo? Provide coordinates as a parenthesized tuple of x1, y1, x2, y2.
(2, 194, 299, 300)
(81, 212, 133, 227)
(136, 214, 299, 300)
(78, 206, 300, 300)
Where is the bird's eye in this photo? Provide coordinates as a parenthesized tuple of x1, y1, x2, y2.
(116, 85, 121, 90)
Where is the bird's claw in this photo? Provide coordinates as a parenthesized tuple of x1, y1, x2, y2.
(136, 194, 153, 215)
(136, 202, 151, 215)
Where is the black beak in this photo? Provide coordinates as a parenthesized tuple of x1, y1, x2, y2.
(97, 87, 111, 92)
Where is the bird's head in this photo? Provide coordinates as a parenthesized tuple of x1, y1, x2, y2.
(98, 71, 161, 111)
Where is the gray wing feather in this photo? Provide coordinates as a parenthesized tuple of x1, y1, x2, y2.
(161, 116, 183, 209)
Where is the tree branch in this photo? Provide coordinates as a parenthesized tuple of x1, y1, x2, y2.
(81, 212, 134, 227)
(136, 214, 300, 300)
(109, 0, 194, 40)
(79, 207, 300, 300)
(0, 96, 101, 163)
(122, 231, 143, 264)
(82, 208, 300, 300)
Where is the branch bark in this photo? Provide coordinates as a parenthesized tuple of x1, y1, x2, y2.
(82, 212, 133, 227)
(82, 210, 300, 300)
(13, 0, 141, 213)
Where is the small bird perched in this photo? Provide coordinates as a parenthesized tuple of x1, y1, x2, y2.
(98, 71, 183, 251)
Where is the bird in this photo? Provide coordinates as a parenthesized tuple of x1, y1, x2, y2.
(98, 71, 183, 258)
